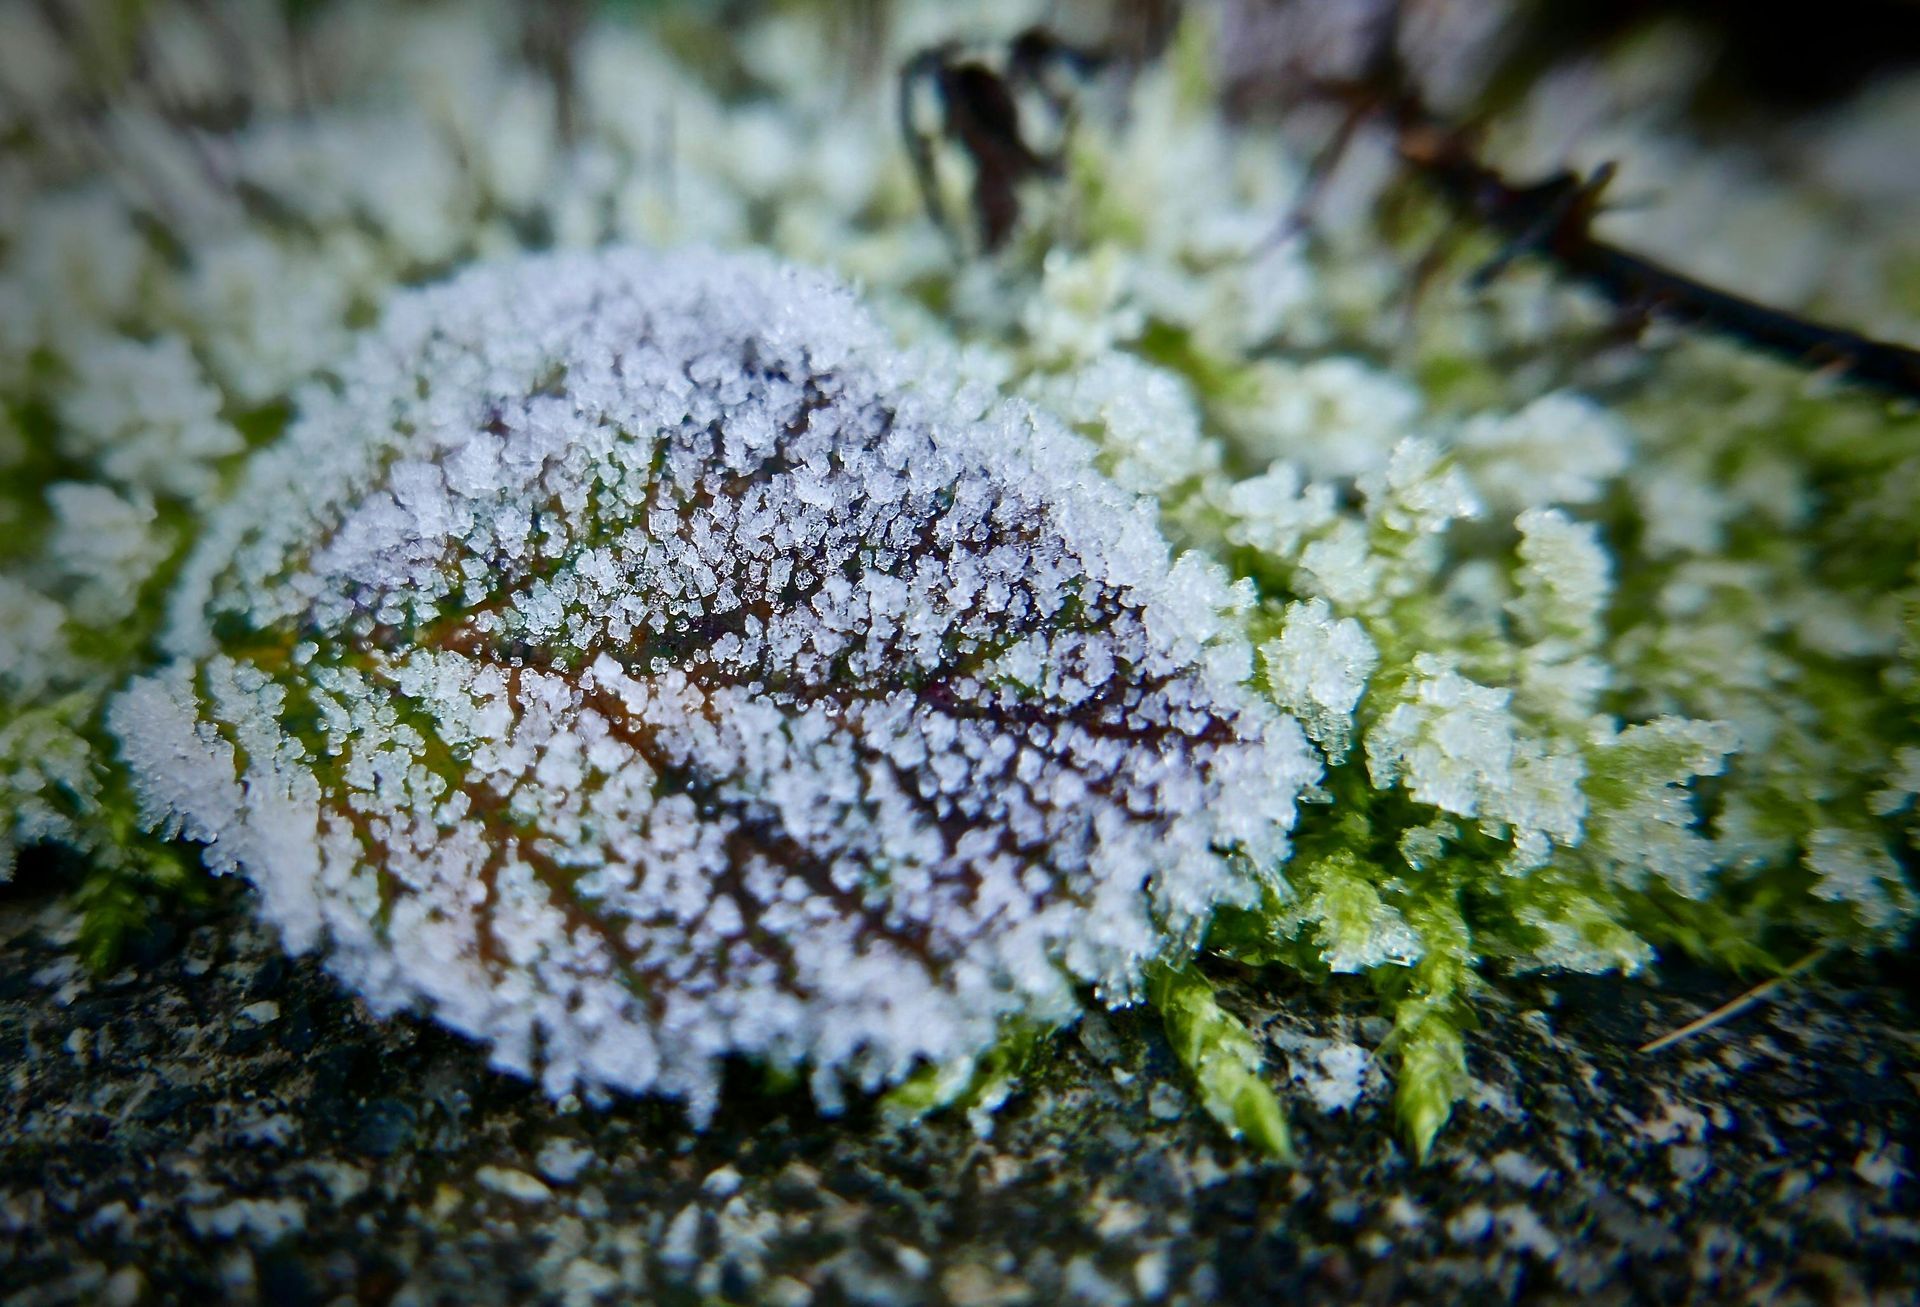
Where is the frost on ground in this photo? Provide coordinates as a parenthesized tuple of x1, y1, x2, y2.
(3, 0, 1918, 1149)
(109, 247, 1316, 1119)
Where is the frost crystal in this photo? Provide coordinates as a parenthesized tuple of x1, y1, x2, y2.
(1366, 653, 1517, 822)
(1454, 392, 1632, 513)
(5, 0, 1915, 1156)
(55, 334, 242, 501)
(110, 247, 1316, 1119)
(1262, 599, 1377, 763)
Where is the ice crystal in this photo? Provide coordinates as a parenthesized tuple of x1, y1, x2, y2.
(1262, 599, 1377, 763)
(110, 247, 1316, 1118)
(55, 334, 242, 501)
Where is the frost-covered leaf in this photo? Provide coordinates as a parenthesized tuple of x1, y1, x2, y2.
(110, 247, 1319, 1121)
(2, 0, 1915, 1156)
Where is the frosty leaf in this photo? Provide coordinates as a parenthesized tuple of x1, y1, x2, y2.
(3, 0, 1913, 1160)
(110, 247, 1319, 1122)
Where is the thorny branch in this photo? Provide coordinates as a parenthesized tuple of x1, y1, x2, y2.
(899, 20, 1920, 402)
(1377, 100, 1920, 399)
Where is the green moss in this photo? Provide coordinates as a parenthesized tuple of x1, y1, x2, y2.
(1149, 961, 1294, 1161)
(878, 1020, 1051, 1129)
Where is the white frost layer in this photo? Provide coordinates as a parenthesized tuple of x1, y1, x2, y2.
(115, 246, 1318, 1121)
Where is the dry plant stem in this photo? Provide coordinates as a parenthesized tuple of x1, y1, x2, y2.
(903, 14, 1920, 399)
(1316, 0, 1920, 397)
(900, 43, 1054, 251)
(900, 29, 1107, 252)
(1382, 109, 1920, 401)
(1638, 948, 1831, 1056)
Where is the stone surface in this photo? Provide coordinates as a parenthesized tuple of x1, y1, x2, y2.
(2, 872, 1917, 1305)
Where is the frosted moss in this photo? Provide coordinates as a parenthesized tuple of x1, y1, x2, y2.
(110, 247, 1316, 1119)
(4, 0, 1918, 1156)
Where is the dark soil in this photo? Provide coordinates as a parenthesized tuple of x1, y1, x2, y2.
(3, 878, 1916, 1305)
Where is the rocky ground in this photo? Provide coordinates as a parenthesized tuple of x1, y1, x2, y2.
(2, 869, 1917, 1306)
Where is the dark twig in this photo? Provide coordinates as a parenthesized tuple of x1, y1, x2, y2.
(1291, 0, 1920, 403)
(521, 0, 588, 145)
(899, 29, 1107, 252)
(900, 44, 1050, 250)
(899, 10, 1920, 400)
(1387, 112, 1920, 398)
